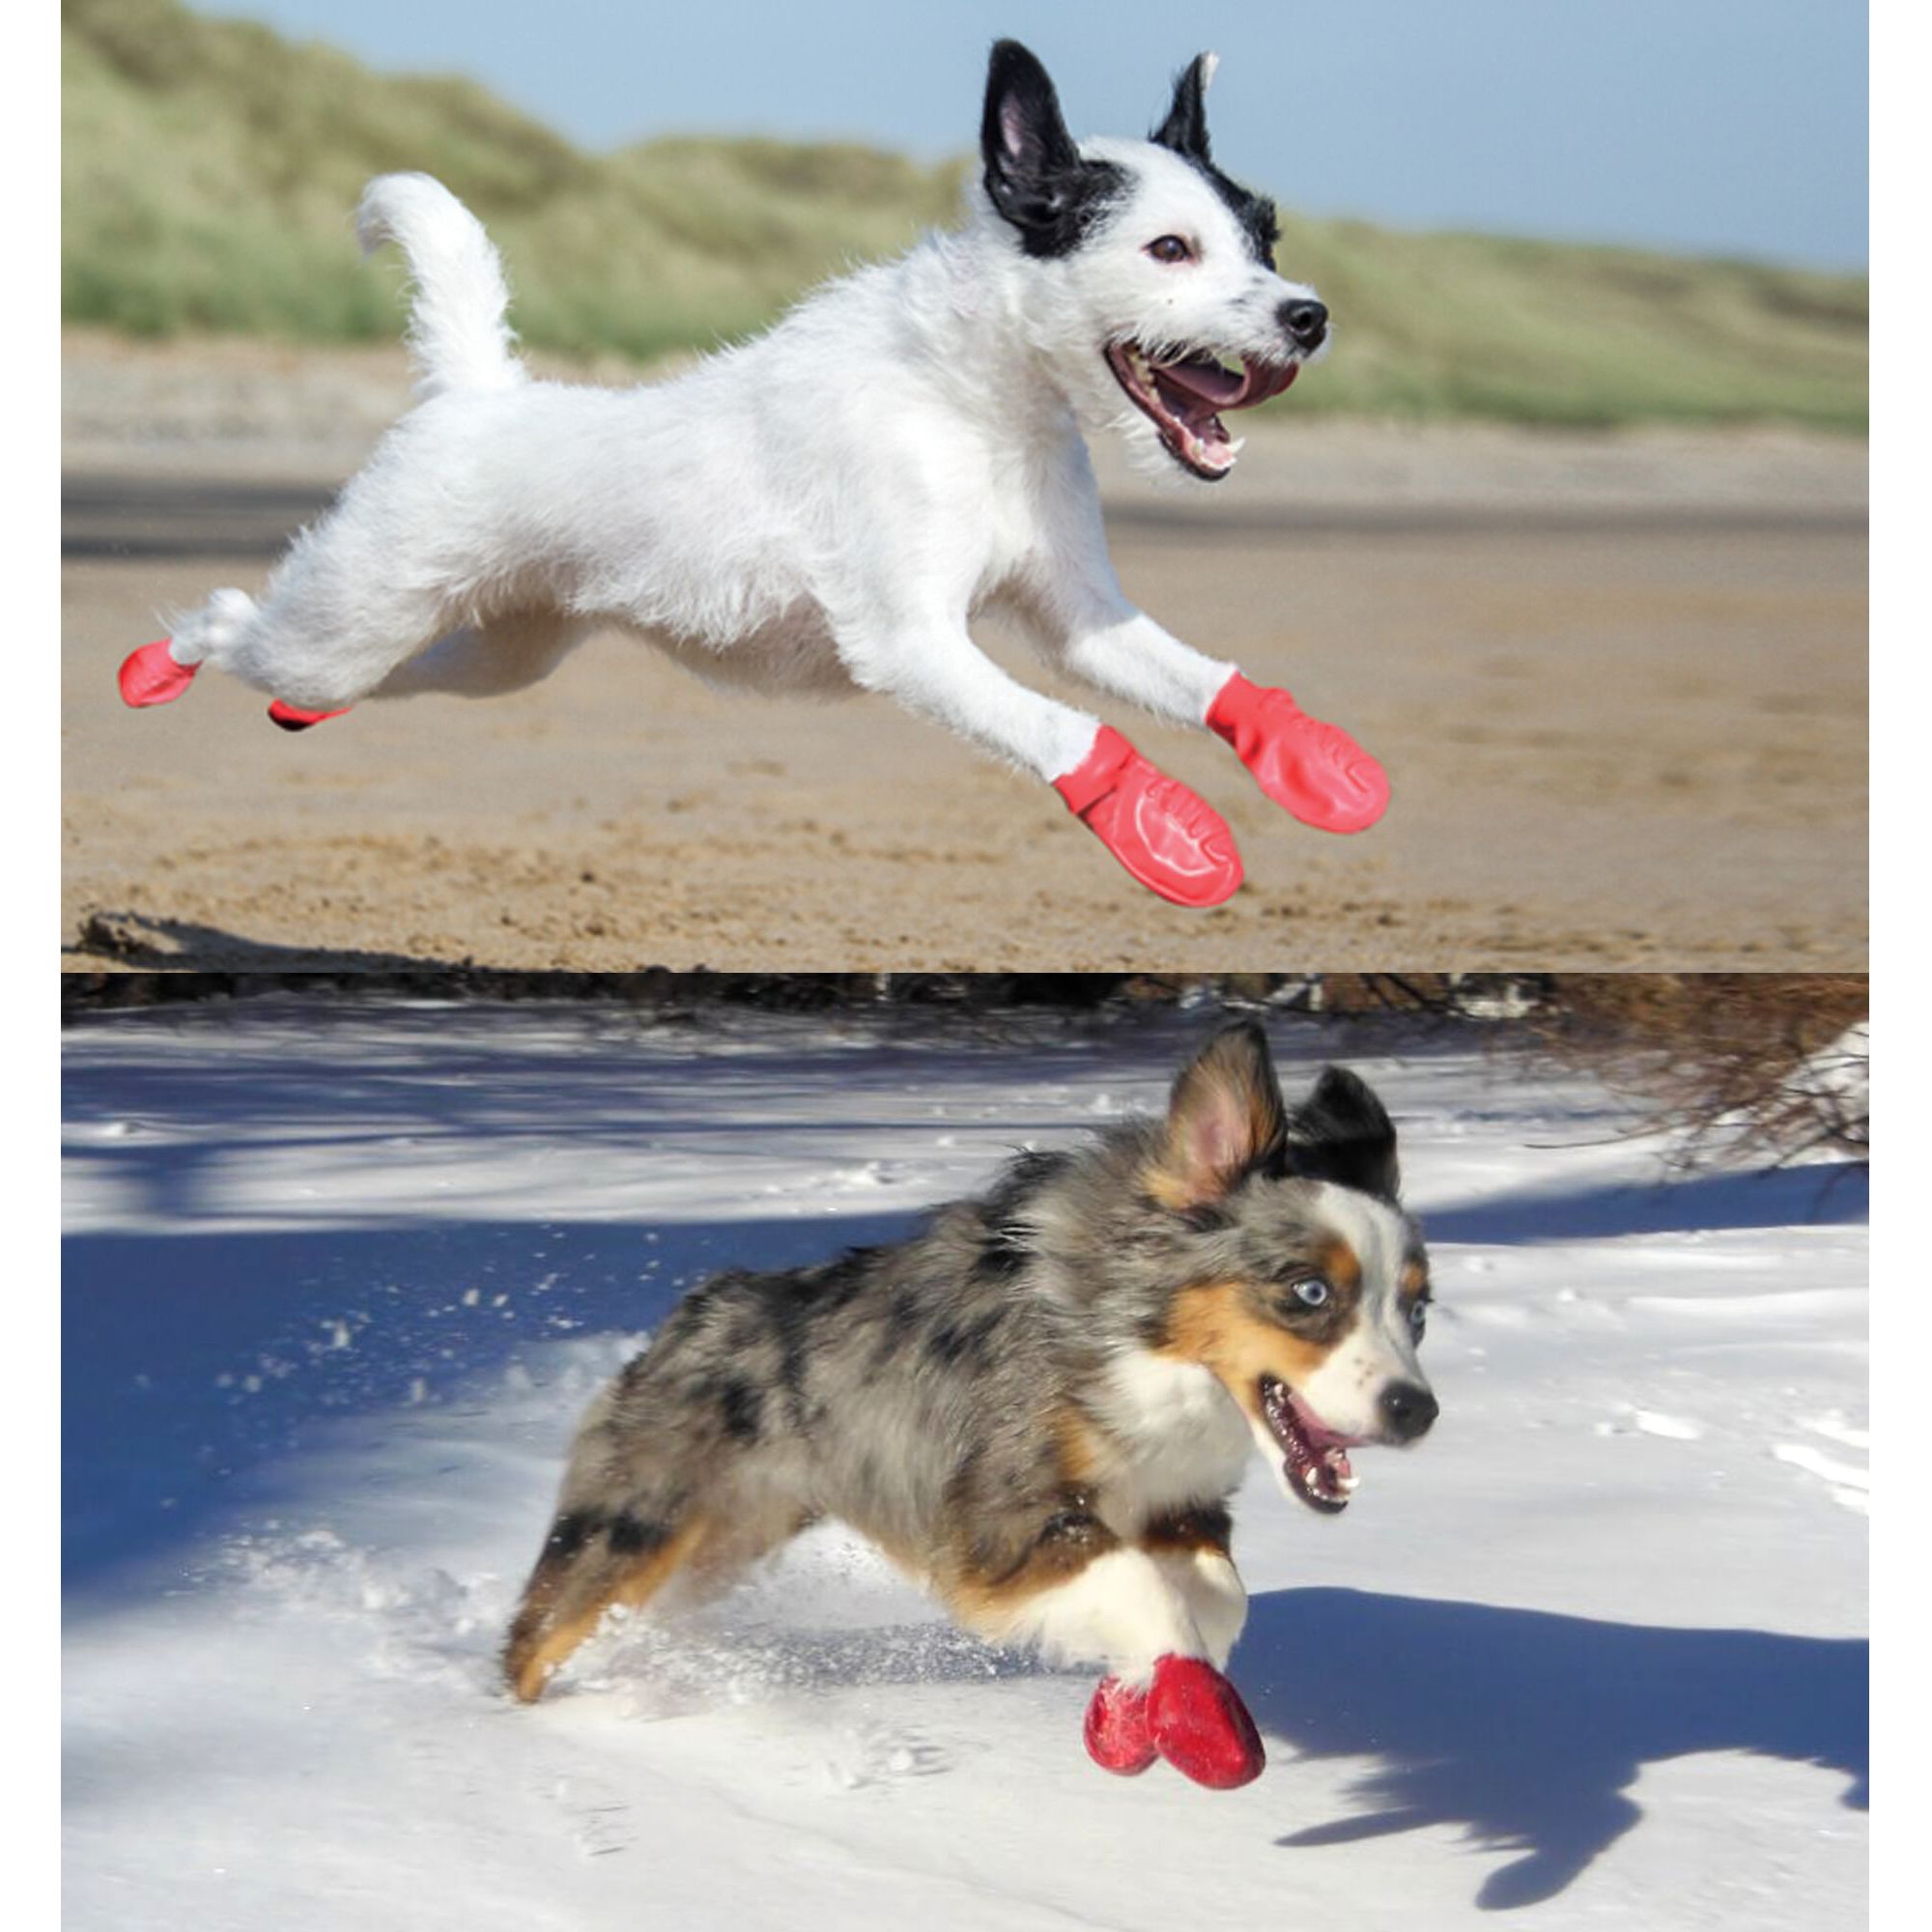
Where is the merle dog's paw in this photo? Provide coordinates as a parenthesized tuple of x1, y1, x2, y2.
(1084, 1673, 1157, 1775)
(1145, 1654, 1265, 1789)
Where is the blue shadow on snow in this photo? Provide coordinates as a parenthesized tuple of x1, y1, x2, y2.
(1240, 1586, 1866, 1911)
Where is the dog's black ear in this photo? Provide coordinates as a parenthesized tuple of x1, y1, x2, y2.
(1151, 1022, 1290, 1208)
(1287, 1066, 1401, 1203)
(1152, 52, 1216, 162)
(981, 41, 1120, 255)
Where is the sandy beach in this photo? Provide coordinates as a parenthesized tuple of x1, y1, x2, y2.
(62, 334, 1866, 971)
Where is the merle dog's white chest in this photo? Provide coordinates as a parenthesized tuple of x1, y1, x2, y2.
(1090, 1348, 1255, 1532)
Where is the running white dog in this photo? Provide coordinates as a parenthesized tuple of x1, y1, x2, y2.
(121, 42, 1389, 906)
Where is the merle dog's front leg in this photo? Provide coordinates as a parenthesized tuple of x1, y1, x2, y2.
(944, 1507, 1264, 1790)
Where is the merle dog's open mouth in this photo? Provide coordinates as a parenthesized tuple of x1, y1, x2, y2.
(1104, 343, 1299, 481)
(1260, 1375, 1361, 1514)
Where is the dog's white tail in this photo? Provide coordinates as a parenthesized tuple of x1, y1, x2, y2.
(356, 173, 526, 401)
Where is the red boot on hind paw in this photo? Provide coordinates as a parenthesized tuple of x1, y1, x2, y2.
(1146, 1654, 1265, 1789)
(119, 640, 198, 709)
(268, 700, 351, 732)
(1053, 725, 1242, 908)
(1084, 1674, 1157, 1776)
(1208, 670, 1388, 835)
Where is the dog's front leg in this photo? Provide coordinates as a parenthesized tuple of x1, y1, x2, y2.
(947, 1509, 1264, 1789)
(830, 613, 1242, 906)
(832, 614, 1102, 783)
(1144, 1504, 1247, 1670)
(1021, 581, 1392, 837)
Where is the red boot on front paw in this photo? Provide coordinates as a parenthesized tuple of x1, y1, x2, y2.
(1207, 670, 1388, 835)
(1052, 725, 1242, 908)
(1084, 1674, 1157, 1776)
(1146, 1654, 1265, 1790)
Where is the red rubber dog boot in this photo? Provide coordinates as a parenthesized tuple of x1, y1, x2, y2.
(119, 640, 199, 709)
(1207, 670, 1389, 835)
(1146, 1655, 1265, 1790)
(1053, 726, 1242, 908)
(268, 700, 351, 732)
(1084, 1674, 1158, 1776)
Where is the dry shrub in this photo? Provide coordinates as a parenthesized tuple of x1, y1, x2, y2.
(1524, 975, 1867, 1167)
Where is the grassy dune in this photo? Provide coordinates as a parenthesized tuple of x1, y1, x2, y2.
(64, 0, 1866, 427)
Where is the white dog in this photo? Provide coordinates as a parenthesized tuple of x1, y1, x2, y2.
(121, 42, 1388, 906)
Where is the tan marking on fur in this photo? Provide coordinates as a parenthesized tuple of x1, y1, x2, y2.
(1400, 1260, 1430, 1299)
(942, 1515, 1122, 1635)
(1319, 1237, 1362, 1293)
(1140, 1510, 1233, 1557)
(505, 1518, 708, 1704)
(1051, 1402, 1111, 1484)
(1157, 1281, 1335, 1425)
(1143, 1167, 1200, 1212)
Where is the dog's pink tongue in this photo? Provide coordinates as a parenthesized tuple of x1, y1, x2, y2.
(1155, 356, 1245, 408)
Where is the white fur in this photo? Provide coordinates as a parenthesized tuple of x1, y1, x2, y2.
(165, 102, 1325, 788)
(1092, 1347, 1254, 1529)
(1166, 1547, 1247, 1668)
(989, 1547, 1208, 1680)
(355, 175, 526, 402)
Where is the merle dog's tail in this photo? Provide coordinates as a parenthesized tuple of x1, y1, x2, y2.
(356, 173, 526, 401)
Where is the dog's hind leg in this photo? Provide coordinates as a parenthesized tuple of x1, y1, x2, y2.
(131, 493, 472, 725)
(373, 611, 593, 700)
(831, 615, 1243, 907)
(502, 1503, 711, 1703)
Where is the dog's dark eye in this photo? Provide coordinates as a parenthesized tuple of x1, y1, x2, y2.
(1146, 235, 1193, 265)
(1292, 1278, 1330, 1308)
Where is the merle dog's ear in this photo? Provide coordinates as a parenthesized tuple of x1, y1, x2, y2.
(1151, 1022, 1289, 1208)
(1287, 1066, 1401, 1203)
(1152, 51, 1217, 161)
(980, 41, 1115, 254)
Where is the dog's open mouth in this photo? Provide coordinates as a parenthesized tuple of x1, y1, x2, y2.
(1260, 1376, 1360, 1515)
(1104, 343, 1299, 481)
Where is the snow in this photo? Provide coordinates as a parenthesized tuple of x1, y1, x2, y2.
(63, 1001, 1867, 1928)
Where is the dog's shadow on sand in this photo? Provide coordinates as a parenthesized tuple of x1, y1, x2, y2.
(1239, 1587, 1866, 1911)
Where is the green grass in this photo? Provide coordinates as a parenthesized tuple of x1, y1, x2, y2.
(63, 0, 1866, 428)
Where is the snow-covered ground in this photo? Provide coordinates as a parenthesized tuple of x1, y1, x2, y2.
(63, 1000, 1867, 1929)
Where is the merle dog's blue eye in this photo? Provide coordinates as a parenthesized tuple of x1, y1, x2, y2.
(1409, 1299, 1429, 1337)
(1293, 1278, 1329, 1307)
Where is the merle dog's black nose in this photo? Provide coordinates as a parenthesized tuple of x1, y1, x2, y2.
(1380, 1381, 1438, 1442)
(1279, 298, 1328, 350)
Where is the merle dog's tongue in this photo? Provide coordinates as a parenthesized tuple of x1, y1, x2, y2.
(1264, 1378, 1356, 1515)
(1286, 1441, 1353, 1514)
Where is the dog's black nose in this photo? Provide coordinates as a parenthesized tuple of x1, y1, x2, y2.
(1379, 1381, 1438, 1442)
(1279, 298, 1328, 350)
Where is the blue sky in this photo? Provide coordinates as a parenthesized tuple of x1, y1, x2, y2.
(193, 1, 1867, 270)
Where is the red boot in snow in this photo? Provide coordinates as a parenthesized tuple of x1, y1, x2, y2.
(1053, 726, 1242, 908)
(1084, 1674, 1157, 1776)
(118, 640, 198, 709)
(1145, 1654, 1265, 1789)
(1207, 670, 1388, 835)
(268, 700, 351, 732)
